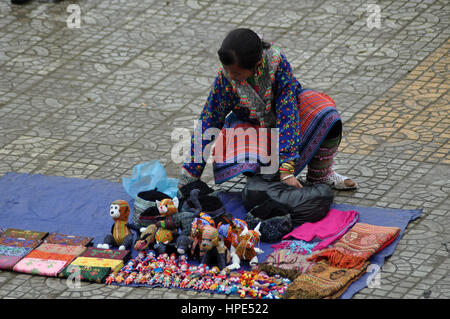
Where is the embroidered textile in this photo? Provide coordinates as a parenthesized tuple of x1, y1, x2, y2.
(283, 260, 369, 299)
(81, 247, 130, 261)
(1, 228, 47, 240)
(70, 257, 124, 273)
(257, 248, 315, 281)
(307, 223, 401, 269)
(59, 265, 112, 283)
(44, 233, 93, 246)
(13, 257, 67, 277)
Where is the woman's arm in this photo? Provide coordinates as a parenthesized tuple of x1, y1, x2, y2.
(180, 72, 235, 185)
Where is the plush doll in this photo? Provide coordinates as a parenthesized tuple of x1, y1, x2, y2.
(158, 211, 196, 235)
(97, 200, 133, 251)
(153, 228, 176, 255)
(175, 234, 193, 257)
(190, 213, 215, 259)
(133, 224, 158, 251)
(226, 222, 264, 270)
(156, 197, 179, 217)
(216, 213, 249, 249)
(199, 224, 230, 270)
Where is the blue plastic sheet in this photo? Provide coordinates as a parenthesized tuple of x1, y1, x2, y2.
(122, 160, 178, 199)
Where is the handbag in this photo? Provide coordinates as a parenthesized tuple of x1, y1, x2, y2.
(242, 174, 334, 227)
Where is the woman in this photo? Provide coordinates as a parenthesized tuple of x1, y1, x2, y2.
(178, 28, 357, 193)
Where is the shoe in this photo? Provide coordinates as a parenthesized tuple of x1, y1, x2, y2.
(11, 0, 32, 4)
(323, 171, 358, 190)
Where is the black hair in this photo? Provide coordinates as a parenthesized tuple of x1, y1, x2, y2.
(218, 28, 271, 70)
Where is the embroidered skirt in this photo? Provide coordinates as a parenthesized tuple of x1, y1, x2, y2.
(212, 89, 341, 184)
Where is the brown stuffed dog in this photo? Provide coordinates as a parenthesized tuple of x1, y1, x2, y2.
(199, 225, 230, 270)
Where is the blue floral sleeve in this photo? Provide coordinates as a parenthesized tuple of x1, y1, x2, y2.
(273, 54, 302, 165)
(182, 72, 235, 178)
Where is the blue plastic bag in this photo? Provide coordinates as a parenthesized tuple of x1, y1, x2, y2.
(122, 160, 178, 199)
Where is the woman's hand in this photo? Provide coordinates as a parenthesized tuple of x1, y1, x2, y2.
(280, 173, 303, 188)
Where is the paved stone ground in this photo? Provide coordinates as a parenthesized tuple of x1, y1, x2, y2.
(0, 0, 448, 299)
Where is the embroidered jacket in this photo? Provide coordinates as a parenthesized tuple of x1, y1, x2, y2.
(182, 48, 303, 179)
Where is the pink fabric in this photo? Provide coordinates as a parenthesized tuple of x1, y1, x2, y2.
(275, 209, 360, 252)
(13, 257, 67, 277)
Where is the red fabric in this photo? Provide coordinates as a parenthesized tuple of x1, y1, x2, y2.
(307, 223, 401, 269)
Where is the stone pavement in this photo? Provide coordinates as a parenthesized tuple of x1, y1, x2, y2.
(0, 0, 448, 299)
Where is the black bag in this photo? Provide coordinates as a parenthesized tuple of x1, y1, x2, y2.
(242, 174, 334, 226)
(178, 180, 225, 216)
(132, 189, 170, 227)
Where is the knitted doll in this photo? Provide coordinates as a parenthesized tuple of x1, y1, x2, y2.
(97, 200, 133, 251)
(156, 197, 179, 217)
(133, 224, 158, 251)
(216, 213, 249, 249)
(175, 234, 193, 257)
(153, 228, 176, 255)
(227, 222, 263, 270)
(190, 213, 215, 259)
(199, 225, 230, 270)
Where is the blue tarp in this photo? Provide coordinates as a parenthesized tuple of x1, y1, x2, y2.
(0, 172, 421, 298)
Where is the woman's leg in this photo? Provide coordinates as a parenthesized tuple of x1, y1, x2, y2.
(306, 121, 357, 190)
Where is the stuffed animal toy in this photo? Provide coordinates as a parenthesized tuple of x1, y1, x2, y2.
(190, 213, 215, 258)
(157, 211, 198, 236)
(199, 224, 230, 270)
(156, 197, 179, 217)
(175, 234, 193, 257)
(217, 213, 249, 249)
(133, 224, 158, 251)
(97, 200, 133, 251)
(153, 227, 176, 255)
(226, 222, 263, 270)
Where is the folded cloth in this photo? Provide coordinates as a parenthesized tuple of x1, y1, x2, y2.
(283, 260, 369, 299)
(44, 233, 93, 246)
(0, 256, 22, 270)
(0, 244, 34, 270)
(25, 250, 78, 266)
(1, 228, 48, 240)
(59, 265, 112, 283)
(307, 223, 401, 269)
(0, 245, 33, 257)
(13, 257, 67, 277)
(35, 243, 87, 256)
(70, 257, 124, 273)
(276, 209, 360, 252)
(257, 248, 315, 281)
(81, 247, 130, 261)
(0, 236, 41, 248)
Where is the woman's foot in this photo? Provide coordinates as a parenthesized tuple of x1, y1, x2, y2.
(323, 171, 358, 190)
